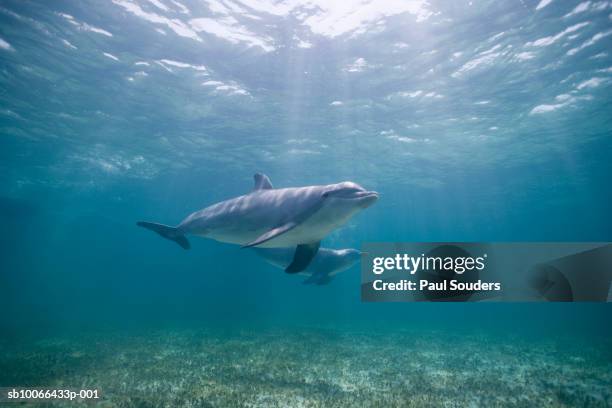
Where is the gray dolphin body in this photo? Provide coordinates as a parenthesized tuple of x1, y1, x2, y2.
(253, 247, 361, 285)
(137, 173, 377, 273)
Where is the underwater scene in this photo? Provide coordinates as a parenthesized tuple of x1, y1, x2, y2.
(0, 0, 611, 406)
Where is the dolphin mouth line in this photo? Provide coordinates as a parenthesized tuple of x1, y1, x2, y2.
(355, 191, 379, 199)
(335, 191, 378, 200)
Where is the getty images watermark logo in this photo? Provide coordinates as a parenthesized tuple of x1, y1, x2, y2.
(361, 242, 612, 302)
(369, 247, 499, 295)
(372, 252, 487, 275)
(361, 243, 504, 302)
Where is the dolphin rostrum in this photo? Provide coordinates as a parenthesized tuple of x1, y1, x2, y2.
(253, 247, 362, 285)
(137, 173, 377, 273)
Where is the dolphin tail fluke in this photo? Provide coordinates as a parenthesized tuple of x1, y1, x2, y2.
(136, 221, 190, 250)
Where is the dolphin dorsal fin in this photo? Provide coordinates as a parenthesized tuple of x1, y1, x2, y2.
(253, 173, 273, 191)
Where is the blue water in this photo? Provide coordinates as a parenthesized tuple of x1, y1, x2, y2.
(0, 0, 611, 406)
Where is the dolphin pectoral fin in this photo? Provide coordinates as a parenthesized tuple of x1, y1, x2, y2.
(315, 275, 333, 285)
(246, 198, 324, 248)
(286, 242, 320, 274)
(136, 221, 190, 250)
(302, 273, 320, 284)
(302, 268, 328, 284)
(242, 222, 298, 248)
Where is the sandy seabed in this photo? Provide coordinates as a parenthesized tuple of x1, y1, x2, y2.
(1, 327, 610, 407)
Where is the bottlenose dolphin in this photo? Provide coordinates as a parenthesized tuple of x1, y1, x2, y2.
(137, 173, 377, 273)
(253, 247, 362, 285)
